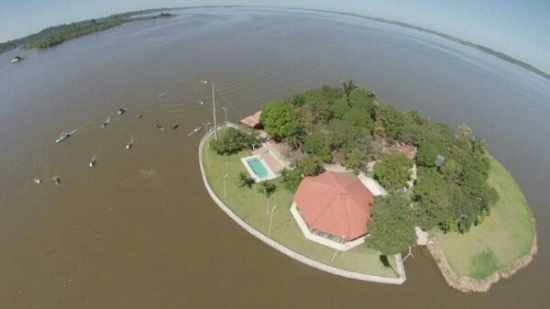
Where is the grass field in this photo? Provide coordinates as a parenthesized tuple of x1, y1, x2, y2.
(202, 132, 399, 278)
(434, 157, 536, 279)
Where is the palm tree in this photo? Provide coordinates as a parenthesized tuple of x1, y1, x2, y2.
(458, 124, 472, 137)
(470, 136, 487, 155)
(258, 181, 277, 214)
(341, 79, 358, 99)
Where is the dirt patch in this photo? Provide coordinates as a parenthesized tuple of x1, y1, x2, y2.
(427, 222, 538, 293)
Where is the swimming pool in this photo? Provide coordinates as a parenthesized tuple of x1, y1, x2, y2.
(247, 157, 268, 178)
(241, 155, 277, 182)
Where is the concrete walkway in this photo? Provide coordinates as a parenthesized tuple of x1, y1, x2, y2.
(198, 124, 406, 284)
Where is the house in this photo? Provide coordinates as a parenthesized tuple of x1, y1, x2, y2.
(291, 172, 376, 251)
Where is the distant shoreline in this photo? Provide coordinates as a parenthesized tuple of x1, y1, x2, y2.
(2, 6, 548, 81)
(0, 10, 175, 54)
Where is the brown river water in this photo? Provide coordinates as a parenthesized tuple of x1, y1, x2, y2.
(0, 7, 548, 309)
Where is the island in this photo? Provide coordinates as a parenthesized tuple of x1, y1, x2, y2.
(0, 9, 175, 53)
(199, 81, 537, 292)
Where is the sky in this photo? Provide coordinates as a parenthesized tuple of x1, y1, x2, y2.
(1, 0, 549, 73)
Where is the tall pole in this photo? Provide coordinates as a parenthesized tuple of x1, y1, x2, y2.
(222, 107, 228, 124)
(212, 82, 218, 141)
(268, 204, 277, 235)
(206, 143, 210, 170)
(223, 173, 229, 199)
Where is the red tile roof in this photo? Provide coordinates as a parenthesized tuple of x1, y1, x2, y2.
(294, 172, 375, 241)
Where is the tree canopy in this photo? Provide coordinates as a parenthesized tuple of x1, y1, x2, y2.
(253, 81, 499, 237)
(260, 101, 301, 140)
(210, 127, 258, 155)
(367, 194, 417, 255)
(373, 153, 414, 191)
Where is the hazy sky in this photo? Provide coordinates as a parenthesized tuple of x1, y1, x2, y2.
(2, 0, 549, 73)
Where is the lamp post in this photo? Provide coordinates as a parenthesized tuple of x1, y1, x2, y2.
(268, 204, 277, 235)
(206, 143, 210, 170)
(222, 107, 228, 124)
(201, 80, 218, 140)
(222, 173, 229, 199)
(331, 235, 346, 263)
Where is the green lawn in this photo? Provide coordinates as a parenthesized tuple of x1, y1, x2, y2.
(202, 133, 399, 278)
(434, 157, 536, 279)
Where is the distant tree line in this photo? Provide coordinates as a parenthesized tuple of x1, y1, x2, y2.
(0, 10, 175, 53)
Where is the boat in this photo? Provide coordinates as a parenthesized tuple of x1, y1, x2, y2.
(187, 126, 203, 136)
(89, 159, 95, 167)
(126, 143, 132, 150)
(55, 132, 71, 143)
(11, 56, 22, 64)
(117, 108, 126, 115)
(158, 93, 166, 98)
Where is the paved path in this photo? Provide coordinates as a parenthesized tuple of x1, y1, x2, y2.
(198, 125, 406, 284)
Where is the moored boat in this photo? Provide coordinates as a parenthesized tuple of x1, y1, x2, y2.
(55, 132, 71, 143)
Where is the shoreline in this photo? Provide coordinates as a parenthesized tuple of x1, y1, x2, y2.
(427, 225, 538, 293)
(198, 124, 406, 284)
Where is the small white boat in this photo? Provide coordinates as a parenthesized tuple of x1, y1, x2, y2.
(117, 108, 126, 115)
(34, 178, 41, 184)
(194, 126, 202, 132)
(89, 159, 96, 167)
(158, 93, 166, 98)
(55, 132, 71, 143)
(198, 100, 204, 105)
(126, 143, 132, 150)
(11, 56, 22, 64)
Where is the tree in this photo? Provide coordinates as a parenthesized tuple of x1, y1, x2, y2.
(340, 146, 369, 172)
(470, 136, 487, 156)
(348, 87, 376, 117)
(260, 101, 300, 140)
(373, 153, 414, 191)
(416, 141, 448, 168)
(342, 108, 375, 133)
(238, 172, 255, 188)
(413, 167, 453, 230)
(281, 168, 303, 192)
(296, 99, 333, 132)
(297, 155, 325, 176)
(258, 181, 277, 214)
(331, 98, 351, 120)
(303, 133, 332, 162)
(283, 122, 303, 150)
(439, 158, 464, 186)
(258, 180, 277, 198)
(458, 124, 471, 137)
(367, 194, 417, 255)
(210, 127, 258, 155)
(341, 79, 358, 99)
(374, 104, 405, 141)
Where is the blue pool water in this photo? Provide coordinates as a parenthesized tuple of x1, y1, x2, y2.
(247, 158, 268, 178)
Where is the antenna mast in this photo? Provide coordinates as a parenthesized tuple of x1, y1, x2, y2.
(212, 82, 218, 140)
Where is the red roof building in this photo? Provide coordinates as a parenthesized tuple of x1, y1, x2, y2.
(294, 172, 375, 242)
